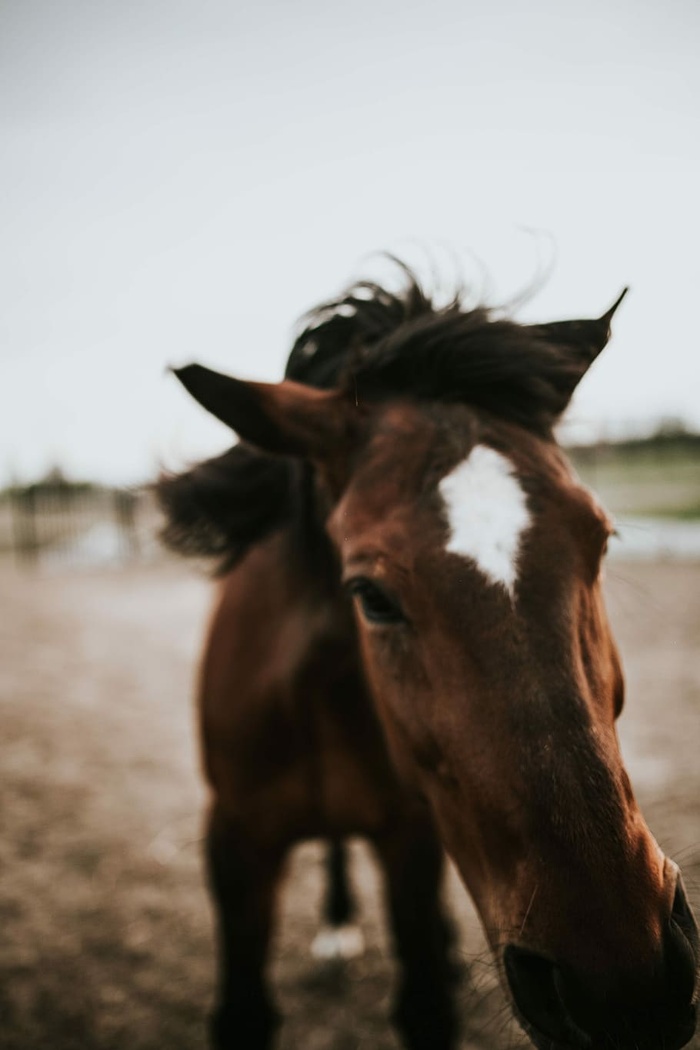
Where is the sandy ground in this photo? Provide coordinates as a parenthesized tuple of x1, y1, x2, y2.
(1, 557, 699, 1050)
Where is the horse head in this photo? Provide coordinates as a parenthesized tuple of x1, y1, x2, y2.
(171, 280, 698, 1050)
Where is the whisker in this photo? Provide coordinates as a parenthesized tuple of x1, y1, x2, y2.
(518, 883, 539, 939)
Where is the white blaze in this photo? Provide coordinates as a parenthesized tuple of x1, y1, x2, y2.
(438, 445, 531, 595)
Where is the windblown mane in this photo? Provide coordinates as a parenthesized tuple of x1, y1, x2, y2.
(157, 263, 590, 572)
(284, 264, 443, 389)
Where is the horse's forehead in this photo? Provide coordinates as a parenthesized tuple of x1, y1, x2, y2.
(358, 428, 533, 595)
(339, 406, 604, 592)
(437, 445, 531, 595)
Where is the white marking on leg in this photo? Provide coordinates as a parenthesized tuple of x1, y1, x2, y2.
(438, 445, 530, 596)
(310, 923, 365, 960)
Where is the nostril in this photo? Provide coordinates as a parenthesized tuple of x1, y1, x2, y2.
(667, 878, 700, 1007)
(504, 945, 591, 1048)
(671, 876, 700, 949)
(506, 940, 698, 1050)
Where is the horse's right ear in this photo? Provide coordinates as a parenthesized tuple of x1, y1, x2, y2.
(171, 364, 350, 458)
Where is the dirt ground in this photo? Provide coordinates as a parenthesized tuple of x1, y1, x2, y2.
(1, 557, 699, 1050)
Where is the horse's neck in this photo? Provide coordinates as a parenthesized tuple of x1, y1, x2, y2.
(287, 460, 343, 597)
(255, 466, 358, 695)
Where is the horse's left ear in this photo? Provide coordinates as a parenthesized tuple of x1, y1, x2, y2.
(171, 364, 351, 458)
(532, 287, 629, 406)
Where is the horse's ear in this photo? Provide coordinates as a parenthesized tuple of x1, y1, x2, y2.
(532, 288, 629, 408)
(171, 364, 349, 457)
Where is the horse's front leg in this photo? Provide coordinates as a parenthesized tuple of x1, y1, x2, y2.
(206, 804, 285, 1050)
(374, 815, 459, 1050)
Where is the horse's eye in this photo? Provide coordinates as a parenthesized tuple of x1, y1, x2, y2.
(346, 577, 406, 625)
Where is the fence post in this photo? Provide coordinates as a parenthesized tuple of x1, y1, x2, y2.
(114, 489, 139, 559)
(11, 488, 39, 565)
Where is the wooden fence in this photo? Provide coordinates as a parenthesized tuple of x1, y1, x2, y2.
(2, 485, 153, 567)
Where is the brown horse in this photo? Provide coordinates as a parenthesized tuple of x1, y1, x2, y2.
(158, 267, 699, 1050)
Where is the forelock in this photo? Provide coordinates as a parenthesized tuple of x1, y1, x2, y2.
(285, 263, 583, 435)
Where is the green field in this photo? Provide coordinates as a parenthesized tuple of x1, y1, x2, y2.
(568, 434, 700, 521)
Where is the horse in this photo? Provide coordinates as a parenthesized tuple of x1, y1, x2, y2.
(157, 264, 699, 1050)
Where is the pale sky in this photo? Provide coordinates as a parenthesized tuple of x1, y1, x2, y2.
(2, 0, 699, 485)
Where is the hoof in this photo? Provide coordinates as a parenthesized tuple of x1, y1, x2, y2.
(311, 923, 365, 960)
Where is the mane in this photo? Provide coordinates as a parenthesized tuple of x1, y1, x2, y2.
(157, 263, 584, 572)
(287, 263, 583, 433)
(157, 444, 294, 575)
(284, 262, 444, 389)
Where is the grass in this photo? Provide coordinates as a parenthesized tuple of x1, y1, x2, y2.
(568, 441, 700, 520)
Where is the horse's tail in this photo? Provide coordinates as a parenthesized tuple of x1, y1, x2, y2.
(310, 839, 365, 960)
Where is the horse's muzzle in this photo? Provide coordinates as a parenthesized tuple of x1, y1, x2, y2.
(504, 878, 699, 1050)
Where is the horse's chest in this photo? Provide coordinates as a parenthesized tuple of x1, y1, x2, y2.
(311, 705, 397, 835)
(203, 604, 406, 841)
